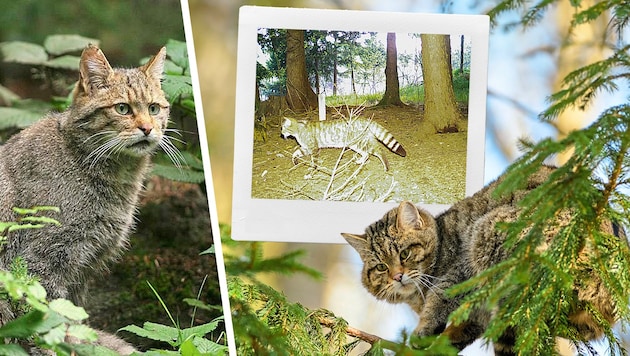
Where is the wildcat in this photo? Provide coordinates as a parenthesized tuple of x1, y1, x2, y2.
(342, 165, 620, 355)
(280, 116, 406, 171)
(0, 45, 176, 353)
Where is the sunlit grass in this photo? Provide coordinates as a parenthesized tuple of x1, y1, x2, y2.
(323, 71, 469, 107)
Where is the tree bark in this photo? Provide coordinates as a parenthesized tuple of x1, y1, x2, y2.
(377, 33, 404, 106)
(285, 29, 318, 112)
(552, 0, 608, 166)
(421, 34, 462, 133)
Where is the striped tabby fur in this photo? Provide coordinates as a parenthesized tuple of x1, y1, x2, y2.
(0, 45, 175, 354)
(342, 165, 622, 354)
(280, 116, 406, 171)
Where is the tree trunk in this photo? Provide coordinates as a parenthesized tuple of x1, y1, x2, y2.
(286, 29, 318, 112)
(421, 33, 462, 133)
(459, 35, 465, 73)
(377, 33, 404, 106)
(553, 0, 608, 166)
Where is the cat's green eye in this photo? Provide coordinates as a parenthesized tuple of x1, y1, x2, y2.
(400, 249, 410, 260)
(375, 263, 388, 272)
(114, 103, 131, 115)
(148, 103, 161, 116)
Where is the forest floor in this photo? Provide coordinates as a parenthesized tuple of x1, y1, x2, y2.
(251, 105, 468, 204)
(84, 177, 224, 351)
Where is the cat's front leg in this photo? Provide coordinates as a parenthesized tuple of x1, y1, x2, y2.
(412, 290, 480, 350)
(412, 290, 455, 338)
(291, 148, 305, 165)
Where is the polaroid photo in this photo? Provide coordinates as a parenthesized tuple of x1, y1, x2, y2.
(232, 6, 489, 243)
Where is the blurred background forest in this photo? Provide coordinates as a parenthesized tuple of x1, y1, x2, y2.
(189, 0, 629, 354)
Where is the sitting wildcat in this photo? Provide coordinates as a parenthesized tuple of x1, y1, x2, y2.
(342, 165, 620, 355)
(0, 45, 173, 353)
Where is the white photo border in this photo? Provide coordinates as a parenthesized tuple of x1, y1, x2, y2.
(232, 6, 489, 243)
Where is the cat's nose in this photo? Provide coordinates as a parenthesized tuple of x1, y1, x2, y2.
(138, 123, 153, 136)
(392, 273, 403, 282)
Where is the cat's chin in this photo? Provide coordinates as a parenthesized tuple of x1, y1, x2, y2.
(124, 139, 159, 156)
(391, 282, 419, 299)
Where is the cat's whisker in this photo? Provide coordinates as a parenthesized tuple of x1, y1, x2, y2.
(159, 136, 185, 169)
(163, 134, 186, 145)
(417, 274, 444, 296)
(407, 278, 428, 302)
(85, 137, 124, 169)
(164, 127, 185, 137)
(83, 130, 117, 145)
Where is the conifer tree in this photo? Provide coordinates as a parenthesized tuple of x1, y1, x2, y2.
(448, 0, 630, 354)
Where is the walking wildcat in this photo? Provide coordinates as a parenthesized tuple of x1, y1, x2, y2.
(280, 116, 406, 171)
(0, 45, 175, 353)
(342, 165, 620, 354)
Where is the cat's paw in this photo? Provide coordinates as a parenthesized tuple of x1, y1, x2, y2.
(291, 149, 304, 165)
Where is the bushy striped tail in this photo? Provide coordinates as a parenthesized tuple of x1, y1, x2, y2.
(373, 123, 407, 157)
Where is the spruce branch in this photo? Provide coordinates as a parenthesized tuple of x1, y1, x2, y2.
(316, 314, 382, 344)
(449, 104, 630, 354)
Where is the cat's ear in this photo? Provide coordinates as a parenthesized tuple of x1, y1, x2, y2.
(78, 44, 113, 94)
(341, 233, 368, 253)
(141, 47, 166, 81)
(396, 201, 424, 231)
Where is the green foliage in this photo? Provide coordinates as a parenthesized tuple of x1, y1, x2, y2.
(325, 92, 382, 107)
(326, 70, 469, 107)
(151, 151, 206, 185)
(0, 35, 97, 68)
(0, 208, 118, 355)
(0, 206, 60, 249)
(0, 34, 97, 128)
(120, 282, 227, 356)
(222, 224, 457, 355)
(450, 104, 630, 354)
(446, 0, 630, 354)
(147, 39, 205, 186)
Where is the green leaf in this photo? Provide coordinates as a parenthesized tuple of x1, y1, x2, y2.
(0, 107, 44, 129)
(12, 206, 60, 215)
(0, 84, 20, 104)
(0, 310, 46, 338)
(43, 34, 99, 56)
(180, 318, 222, 340)
(199, 245, 215, 255)
(7, 224, 45, 232)
(26, 283, 48, 302)
(11, 98, 53, 114)
(0, 344, 29, 356)
(0, 222, 19, 231)
(0, 41, 47, 65)
(44, 55, 80, 70)
(140, 350, 180, 356)
(165, 39, 189, 72)
(41, 324, 66, 345)
(192, 335, 227, 354)
(67, 324, 98, 342)
(49, 299, 89, 321)
(32, 310, 68, 334)
(119, 322, 178, 344)
(20, 216, 61, 226)
(180, 338, 202, 356)
(162, 74, 193, 103)
(183, 298, 217, 312)
(151, 164, 205, 184)
(70, 344, 123, 356)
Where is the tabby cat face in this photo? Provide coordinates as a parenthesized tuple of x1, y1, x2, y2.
(342, 201, 439, 304)
(280, 117, 301, 139)
(66, 45, 178, 167)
